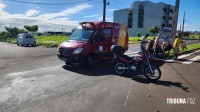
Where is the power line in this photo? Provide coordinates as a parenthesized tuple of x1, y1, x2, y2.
(8, 0, 92, 5)
(195, 0, 200, 6)
(186, 21, 200, 27)
(89, 0, 124, 9)
(108, 0, 128, 9)
(90, 0, 122, 9)
(112, 0, 127, 6)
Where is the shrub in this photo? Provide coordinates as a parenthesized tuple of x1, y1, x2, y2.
(136, 32, 141, 38)
(42, 41, 58, 48)
(35, 35, 67, 47)
(37, 33, 42, 36)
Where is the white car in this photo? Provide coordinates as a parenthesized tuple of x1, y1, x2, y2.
(17, 33, 36, 46)
(160, 36, 171, 44)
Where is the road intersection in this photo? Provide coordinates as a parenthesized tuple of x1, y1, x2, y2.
(0, 42, 199, 112)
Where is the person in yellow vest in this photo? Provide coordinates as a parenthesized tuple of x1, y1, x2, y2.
(173, 34, 182, 59)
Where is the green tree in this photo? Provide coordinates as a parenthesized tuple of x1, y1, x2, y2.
(24, 25, 31, 32)
(32, 25, 38, 32)
(0, 32, 6, 41)
(149, 26, 160, 35)
(0, 31, 12, 41)
(24, 25, 38, 32)
(4, 27, 19, 38)
(19, 29, 27, 33)
(136, 32, 141, 38)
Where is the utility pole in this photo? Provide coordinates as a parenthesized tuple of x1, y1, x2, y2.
(182, 10, 185, 35)
(171, 0, 180, 39)
(103, 0, 106, 21)
(180, 25, 182, 31)
(62, 26, 63, 33)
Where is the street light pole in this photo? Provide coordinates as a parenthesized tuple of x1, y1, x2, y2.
(103, 0, 106, 21)
(182, 10, 185, 35)
(171, 0, 180, 39)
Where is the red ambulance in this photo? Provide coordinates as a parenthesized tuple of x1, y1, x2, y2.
(57, 22, 129, 66)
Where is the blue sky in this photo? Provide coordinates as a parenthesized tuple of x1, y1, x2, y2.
(0, 0, 199, 32)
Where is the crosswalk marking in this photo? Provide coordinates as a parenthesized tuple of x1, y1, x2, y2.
(125, 50, 200, 65)
(125, 48, 140, 56)
(181, 56, 200, 64)
(178, 50, 200, 59)
(164, 59, 175, 63)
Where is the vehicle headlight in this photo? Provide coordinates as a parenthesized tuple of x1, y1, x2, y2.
(73, 48, 83, 54)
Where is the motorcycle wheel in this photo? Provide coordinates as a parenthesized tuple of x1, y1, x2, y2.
(114, 63, 126, 75)
(144, 65, 161, 81)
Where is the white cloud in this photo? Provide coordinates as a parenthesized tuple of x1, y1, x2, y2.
(96, 16, 113, 22)
(25, 10, 40, 17)
(38, 4, 93, 19)
(84, 14, 100, 18)
(0, 2, 6, 9)
(107, 8, 117, 12)
(35, 6, 41, 9)
(0, 2, 9, 18)
(177, 23, 200, 31)
(0, 3, 93, 32)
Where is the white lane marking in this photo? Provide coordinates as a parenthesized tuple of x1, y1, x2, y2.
(178, 50, 200, 59)
(182, 56, 200, 64)
(125, 47, 140, 55)
(124, 81, 132, 107)
(164, 59, 175, 62)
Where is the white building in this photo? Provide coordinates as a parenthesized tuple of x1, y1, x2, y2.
(113, 1, 174, 37)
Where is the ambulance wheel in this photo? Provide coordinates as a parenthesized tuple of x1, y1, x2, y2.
(86, 55, 94, 67)
(65, 61, 72, 67)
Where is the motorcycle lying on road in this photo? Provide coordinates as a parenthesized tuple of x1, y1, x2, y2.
(111, 45, 161, 81)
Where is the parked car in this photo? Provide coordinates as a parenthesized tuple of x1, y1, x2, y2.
(160, 36, 172, 44)
(17, 33, 36, 46)
(57, 22, 129, 66)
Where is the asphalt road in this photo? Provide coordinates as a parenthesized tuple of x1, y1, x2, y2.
(0, 41, 200, 112)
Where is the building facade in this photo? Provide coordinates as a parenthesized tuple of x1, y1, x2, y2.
(113, 1, 174, 37)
